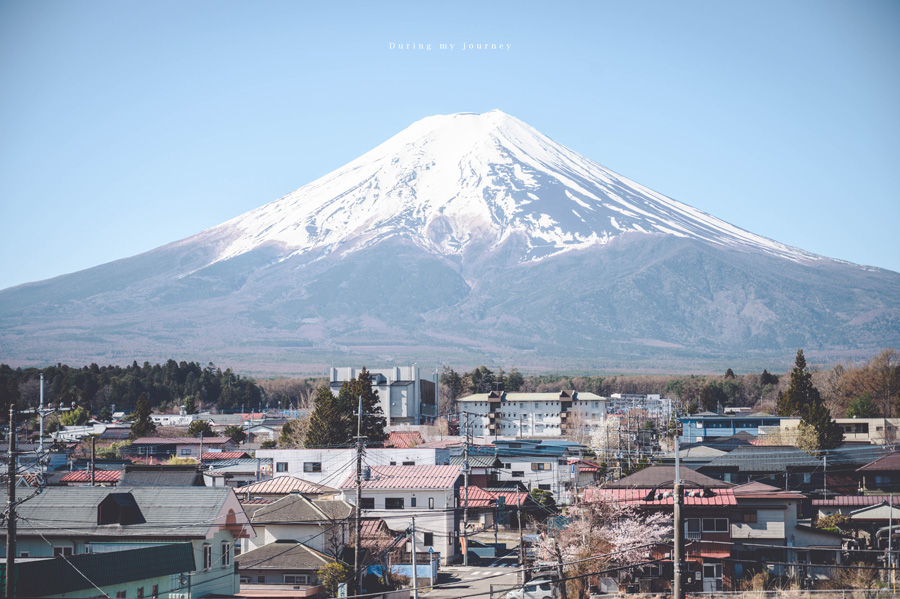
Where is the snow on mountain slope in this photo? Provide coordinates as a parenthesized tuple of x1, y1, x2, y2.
(190, 110, 819, 268)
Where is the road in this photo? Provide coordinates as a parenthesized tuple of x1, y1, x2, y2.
(424, 553, 522, 599)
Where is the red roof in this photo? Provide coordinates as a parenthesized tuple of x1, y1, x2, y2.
(60, 470, 121, 483)
(461, 486, 529, 508)
(339, 465, 462, 490)
(132, 436, 231, 445)
(584, 487, 736, 506)
(237, 476, 337, 495)
(567, 458, 600, 472)
(201, 452, 250, 460)
(385, 431, 424, 448)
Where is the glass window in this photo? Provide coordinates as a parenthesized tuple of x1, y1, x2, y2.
(222, 541, 231, 566)
(284, 574, 309, 584)
(203, 544, 212, 569)
(702, 518, 728, 532)
(180, 448, 192, 456)
(276, 462, 288, 472)
(429, 497, 434, 509)
(137, 587, 144, 599)
(385, 498, 404, 509)
(303, 462, 322, 472)
(512, 471, 524, 477)
(402, 461, 415, 466)
(424, 532, 434, 546)
(411, 497, 417, 507)
(360, 497, 375, 509)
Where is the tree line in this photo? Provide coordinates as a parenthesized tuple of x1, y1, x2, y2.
(0, 360, 265, 422)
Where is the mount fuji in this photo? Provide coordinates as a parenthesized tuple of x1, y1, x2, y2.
(2, 110, 898, 373)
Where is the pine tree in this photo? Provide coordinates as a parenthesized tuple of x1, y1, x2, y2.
(130, 393, 157, 439)
(776, 349, 822, 416)
(305, 385, 353, 447)
(803, 401, 844, 451)
(339, 368, 387, 444)
(187, 419, 214, 437)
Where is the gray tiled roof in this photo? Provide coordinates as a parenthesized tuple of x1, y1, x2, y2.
(249, 493, 354, 524)
(603, 465, 732, 489)
(236, 541, 332, 570)
(16, 486, 237, 538)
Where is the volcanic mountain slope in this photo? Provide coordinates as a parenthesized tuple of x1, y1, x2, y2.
(1, 111, 898, 373)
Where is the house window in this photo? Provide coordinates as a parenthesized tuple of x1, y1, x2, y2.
(538, 484, 551, 491)
(411, 497, 417, 507)
(258, 576, 265, 583)
(116, 592, 126, 598)
(203, 543, 213, 569)
(429, 497, 434, 509)
(360, 497, 375, 509)
(53, 546, 74, 557)
(152, 584, 159, 598)
(222, 541, 231, 566)
(402, 461, 415, 466)
(180, 448, 192, 456)
(802, 473, 812, 484)
(276, 462, 289, 472)
(137, 587, 144, 598)
(18, 552, 29, 558)
(303, 462, 322, 473)
(685, 519, 701, 539)
(284, 574, 309, 584)
(390, 461, 397, 466)
(423, 532, 434, 546)
(702, 518, 729, 532)
(385, 498, 405, 509)
(511, 471, 523, 478)
(734, 511, 757, 523)
(504, 463, 511, 469)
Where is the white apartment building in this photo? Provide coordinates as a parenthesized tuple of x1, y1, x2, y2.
(330, 366, 439, 425)
(457, 390, 608, 438)
(256, 447, 451, 488)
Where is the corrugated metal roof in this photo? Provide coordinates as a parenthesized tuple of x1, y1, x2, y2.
(458, 391, 605, 402)
(461, 486, 529, 508)
(237, 476, 337, 495)
(60, 470, 121, 483)
(703, 446, 822, 471)
(603, 466, 732, 489)
(339, 465, 462, 490)
(236, 541, 331, 570)
(813, 495, 900, 506)
(132, 436, 231, 444)
(585, 487, 737, 506)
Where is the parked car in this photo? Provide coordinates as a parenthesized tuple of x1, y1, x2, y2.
(505, 580, 554, 599)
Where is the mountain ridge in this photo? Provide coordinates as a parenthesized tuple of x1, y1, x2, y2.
(1, 110, 897, 373)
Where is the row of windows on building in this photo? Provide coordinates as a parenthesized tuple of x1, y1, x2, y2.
(361, 496, 435, 510)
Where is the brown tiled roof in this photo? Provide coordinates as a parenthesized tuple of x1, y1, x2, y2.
(339, 465, 462, 490)
(603, 465, 732, 489)
(201, 452, 250, 460)
(60, 470, 121, 484)
(813, 495, 900, 506)
(857, 452, 900, 472)
(237, 476, 337, 495)
(236, 541, 332, 570)
(385, 431, 424, 448)
(585, 487, 737, 506)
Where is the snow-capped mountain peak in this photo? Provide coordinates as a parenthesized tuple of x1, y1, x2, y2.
(198, 110, 815, 266)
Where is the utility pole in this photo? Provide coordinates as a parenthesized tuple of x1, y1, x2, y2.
(7, 405, 17, 599)
(410, 516, 419, 599)
(823, 455, 828, 498)
(354, 395, 367, 593)
(90, 436, 96, 486)
(673, 436, 684, 599)
(462, 411, 470, 566)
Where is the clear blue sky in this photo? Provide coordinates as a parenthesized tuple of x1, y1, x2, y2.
(1, 0, 898, 290)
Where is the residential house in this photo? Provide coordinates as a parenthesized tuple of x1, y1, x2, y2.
(236, 492, 354, 588)
(457, 390, 607, 438)
(257, 446, 451, 487)
(856, 452, 900, 493)
(766, 418, 900, 445)
(7, 486, 254, 598)
(330, 366, 439, 425)
(489, 438, 586, 504)
(120, 464, 205, 487)
(449, 454, 503, 487)
(384, 430, 425, 448)
(202, 458, 272, 488)
(60, 469, 122, 486)
(586, 466, 735, 594)
(679, 412, 787, 444)
(129, 436, 235, 460)
(459, 484, 531, 532)
(698, 446, 825, 493)
(339, 465, 462, 564)
(730, 482, 842, 582)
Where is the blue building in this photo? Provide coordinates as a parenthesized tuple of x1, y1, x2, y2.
(679, 412, 786, 443)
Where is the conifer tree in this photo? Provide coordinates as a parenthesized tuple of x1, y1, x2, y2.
(130, 393, 157, 439)
(305, 385, 352, 447)
(776, 349, 821, 416)
(338, 367, 387, 444)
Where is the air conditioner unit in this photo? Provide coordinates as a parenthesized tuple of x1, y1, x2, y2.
(695, 436, 704, 442)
